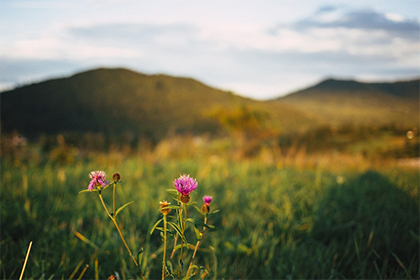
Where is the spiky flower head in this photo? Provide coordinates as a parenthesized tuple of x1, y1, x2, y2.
(203, 195, 213, 206)
(88, 170, 109, 191)
(173, 174, 198, 196)
(159, 200, 171, 215)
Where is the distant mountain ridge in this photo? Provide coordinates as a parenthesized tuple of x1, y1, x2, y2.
(279, 77, 419, 127)
(1, 68, 418, 141)
(294, 78, 419, 99)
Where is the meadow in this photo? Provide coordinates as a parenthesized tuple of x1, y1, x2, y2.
(1, 134, 419, 279)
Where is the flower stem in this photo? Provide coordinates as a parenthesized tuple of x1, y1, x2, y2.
(170, 234, 178, 259)
(162, 215, 167, 280)
(178, 205, 184, 279)
(98, 193, 146, 280)
(112, 183, 116, 217)
(98, 192, 113, 219)
(186, 216, 207, 276)
(178, 203, 188, 279)
(170, 198, 182, 260)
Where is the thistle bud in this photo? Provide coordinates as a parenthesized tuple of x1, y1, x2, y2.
(201, 195, 213, 213)
(180, 194, 191, 204)
(159, 200, 171, 215)
(201, 204, 210, 213)
(112, 172, 121, 182)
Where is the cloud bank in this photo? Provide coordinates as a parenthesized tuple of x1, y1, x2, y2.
(1, 2, 419, 99)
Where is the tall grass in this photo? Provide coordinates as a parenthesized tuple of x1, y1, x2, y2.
(1, 155, 418, 279)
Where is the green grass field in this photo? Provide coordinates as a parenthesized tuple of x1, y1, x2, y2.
(1, 154, 419, 279)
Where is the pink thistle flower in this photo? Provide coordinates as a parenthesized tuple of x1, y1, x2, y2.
(203, 195, 213, 206)
(173, 174, 198, 196)
(88, 170, 109, 191)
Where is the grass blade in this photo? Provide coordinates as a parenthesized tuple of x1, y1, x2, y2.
(168, 222, 186, 243)
(391, 251, 412, 280)
(74, 231, 99, 249)
(149, 218, 163, 235)
(115, 201, 134, 218)
(76, 264, 89, 280)
(19, 241, 33, 280)
(69, 259, 84, 280)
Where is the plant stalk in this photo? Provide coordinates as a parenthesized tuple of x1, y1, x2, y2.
(186, 216, 207, 276)
(112, 183, 116, 217)
(98, 193, 146, 280)
(178, 203, 188, 279)
(162, 215, 167, 280)
(19, 241, 33, 280)
(170, 234, 178, 259)
(178, 204, 184, 279)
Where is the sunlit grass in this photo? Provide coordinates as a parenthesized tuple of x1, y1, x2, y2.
(1, 155, 419, 279)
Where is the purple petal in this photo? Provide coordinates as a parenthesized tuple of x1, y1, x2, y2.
(97, 178, 106, 186)
(88, 180, 95, 191)
(203, 195, 213, 205)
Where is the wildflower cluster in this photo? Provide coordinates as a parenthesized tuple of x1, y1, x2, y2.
(80, 171, 145, 279)
(80, 171, 217, 279)
(151, 174, 216, 279)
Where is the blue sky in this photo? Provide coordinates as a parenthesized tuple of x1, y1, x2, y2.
(1, 0, 419, 99)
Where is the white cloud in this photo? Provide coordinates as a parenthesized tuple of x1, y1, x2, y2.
(4, 34, 145, 61)
(385, 13, 405, 22)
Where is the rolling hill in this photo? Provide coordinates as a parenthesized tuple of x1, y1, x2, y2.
(277, 78, 419, 127)
(1, 68, 418, 144)
(0, 68, 311, 141)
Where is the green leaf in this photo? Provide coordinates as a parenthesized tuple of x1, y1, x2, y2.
(78, 189, 98, 194)
(189, 264, 199, 270)
(153, 226, 176, 235)
(194, 227, 202, 240)
(149, 218, 163, 235)
(185, 201, 197, 206)
(186, 218, 216, 231)
(182, 272, 195, 280)
(173, 243, 195, 253)
(168, 222, 186, 243)
(166, 260, 174, 275)
(161, 205, 183, 210)
(115, 201, 134, 218)
(183, 264, 205, 280)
